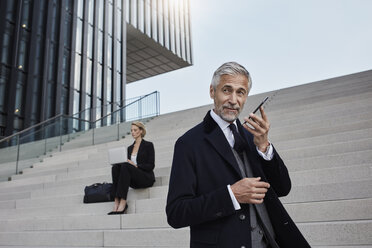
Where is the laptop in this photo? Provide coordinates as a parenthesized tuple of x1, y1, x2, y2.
(108, 146, 127, 165)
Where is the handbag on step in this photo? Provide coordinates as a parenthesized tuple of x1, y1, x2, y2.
(83, 182, 114, 203)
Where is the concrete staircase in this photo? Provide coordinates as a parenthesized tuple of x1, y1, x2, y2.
(0, 70, 371, 247)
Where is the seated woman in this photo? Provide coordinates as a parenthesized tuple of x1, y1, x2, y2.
(108, 121, 155, 215)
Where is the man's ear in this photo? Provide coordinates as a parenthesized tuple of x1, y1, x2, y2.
(209, 85, 214, 99)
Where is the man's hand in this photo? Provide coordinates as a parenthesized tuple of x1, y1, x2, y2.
(243, 106, 270, 152)
(230, 177, 270, 204)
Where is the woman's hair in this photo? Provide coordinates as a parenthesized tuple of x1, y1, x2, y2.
(131, 121, 146, 138)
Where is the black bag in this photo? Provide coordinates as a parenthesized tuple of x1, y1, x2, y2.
(83, 182, 114, 203)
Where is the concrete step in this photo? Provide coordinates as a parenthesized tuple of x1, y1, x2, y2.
(281, 179, 372, 203)
(289, 163, 372, 186)
(279, 138, 372, 160)
(2, 177, 363, 216)
(1, 198, 370, 232)
(274, 128, 372, 151)
(0, 228, 189, 247)
(0, 191, 30, 202)
(269, 103, 372, 130)
(0, 220, 370, 247)
(271, 119, 372, 142)
(285, 150, 372, 172)
(285, 198, 372, 223)
(298, 220, 372, 246)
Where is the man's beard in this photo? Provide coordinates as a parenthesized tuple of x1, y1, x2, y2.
(215, 103, 242, 123)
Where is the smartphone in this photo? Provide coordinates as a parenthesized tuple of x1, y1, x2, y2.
(243, 96, 269, 124)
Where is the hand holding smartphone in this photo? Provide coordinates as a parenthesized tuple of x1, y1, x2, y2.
(243, 96, 269, 125)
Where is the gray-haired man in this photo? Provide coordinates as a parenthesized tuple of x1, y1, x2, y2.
(166, 62, 310, 247)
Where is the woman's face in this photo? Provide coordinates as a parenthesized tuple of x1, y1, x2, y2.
(131, 125, 142, 139)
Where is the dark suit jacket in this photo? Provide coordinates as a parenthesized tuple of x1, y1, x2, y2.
(127, 139, 155, 182)
(166, 111, 310, 248)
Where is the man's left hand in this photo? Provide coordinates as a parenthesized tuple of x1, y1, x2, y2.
(242, 106, 270, 152)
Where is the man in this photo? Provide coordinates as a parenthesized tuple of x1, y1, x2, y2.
(166, 62, 310, 247)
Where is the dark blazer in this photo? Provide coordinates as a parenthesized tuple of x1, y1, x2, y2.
(166, 111, 310, 248)
(127, 139, 155, 182)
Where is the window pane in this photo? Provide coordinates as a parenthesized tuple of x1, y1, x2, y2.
(97, 30, 103, 63)
(61, 86, 69, 114)
(62, 50, 70, 86)
(5, 0, 16, 22)
(107, 36, 112, 68)
(88, 0, 95, 24)
(85, 94, 91, 120)
(76, 19, 83, 54)
(108, 3, 113, 36)
(32, 36, 44, 75)
(36, 1, 47, 35)
(116, 40, 121, 72)
(0, 32, 11, 65)
(20, 0, 32, 28)
(64, 14, 72, 48)
(50, 2, 60, 42)
(31, 77, 40, 119)
(115, 72, 121, 103)
(97, 64, 102, 98)
(48, 43, 57, 81)
(73, 90, 80, 114)
(65, 0, 73, 13)
(46, 82, 56, 118)
(106, 68, 112, 103)
(98, 0, 104, 30)
(86, 59, 92, 95)
(0, 66, 9, 112)
(87, 25, 93, 59)
(17, 30, 30, 71)
(15, 81, 26, 116)
(116, 7, 122, 40)
(74, 54, 81, 90)
(77, 0, 84, 18)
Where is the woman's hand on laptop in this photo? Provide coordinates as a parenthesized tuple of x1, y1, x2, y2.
(127, 159, 138, 167)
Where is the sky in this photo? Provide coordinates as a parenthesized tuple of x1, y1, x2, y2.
(126, 0, 372, 115)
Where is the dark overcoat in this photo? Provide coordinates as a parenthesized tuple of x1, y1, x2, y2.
(166, 111, 310, 248)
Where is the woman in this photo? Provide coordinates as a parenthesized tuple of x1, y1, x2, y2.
(108, 121, 155, 215)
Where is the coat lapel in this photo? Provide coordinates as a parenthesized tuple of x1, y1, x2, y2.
(237, 119, 267, 180)
(203, 111, 243, 178)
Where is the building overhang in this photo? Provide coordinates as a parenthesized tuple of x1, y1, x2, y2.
(126, 24, 192, 83)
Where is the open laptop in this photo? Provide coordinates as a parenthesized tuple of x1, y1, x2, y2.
(108, 146, 127, 165)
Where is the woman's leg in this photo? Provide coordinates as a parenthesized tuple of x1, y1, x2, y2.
(111, 164, 121, 211)
(117, 198, 127, 212)
(113, 198, 120, 211)
(114, 163, 154, 212)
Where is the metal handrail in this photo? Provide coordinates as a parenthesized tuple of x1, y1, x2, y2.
(73, 94, 145, 117)
(0, 91, 159, 144)
(0, 114, 62, 143)
(95, 91, 155, 123)
(0, 91, 160, 177)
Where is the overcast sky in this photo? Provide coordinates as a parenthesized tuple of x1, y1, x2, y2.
(126, 0, 372, 114)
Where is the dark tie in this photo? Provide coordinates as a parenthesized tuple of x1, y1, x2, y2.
(229, 124, 245, 154)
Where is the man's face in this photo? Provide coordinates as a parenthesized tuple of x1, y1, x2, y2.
(210, 74, 249, 123)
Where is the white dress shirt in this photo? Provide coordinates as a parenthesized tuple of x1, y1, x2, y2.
(210, 110, 273, 210)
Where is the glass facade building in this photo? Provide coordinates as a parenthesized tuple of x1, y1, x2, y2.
(0, 0, 192, 139)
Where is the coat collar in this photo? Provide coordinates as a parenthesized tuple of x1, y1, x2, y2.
(202, 111, 243, 177)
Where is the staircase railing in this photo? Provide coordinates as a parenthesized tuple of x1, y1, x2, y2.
(0, 91, 160, 176)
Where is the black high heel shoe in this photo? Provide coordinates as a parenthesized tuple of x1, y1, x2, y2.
(107, 204, 128, 215)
